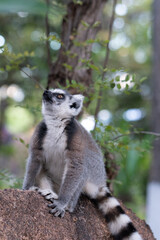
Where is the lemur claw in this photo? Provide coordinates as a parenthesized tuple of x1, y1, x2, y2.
(48, 201, 65, 217)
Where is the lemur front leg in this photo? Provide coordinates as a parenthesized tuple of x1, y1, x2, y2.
(23, 153, 58, 200)
(36, 175, 58, 200)
(48, 158, 84, 217)
(23, 153, 41, 190)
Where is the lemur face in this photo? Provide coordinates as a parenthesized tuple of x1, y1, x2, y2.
(42, 89, 84, 118)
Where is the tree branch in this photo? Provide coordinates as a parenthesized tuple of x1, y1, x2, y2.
(20, 69, 45, 91)
(45, 0, 52, 70)
(112, 130, 160, 141)
(2, 50, 45, 91)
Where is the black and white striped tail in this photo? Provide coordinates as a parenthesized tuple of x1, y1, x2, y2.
(96, 191, 143, 240)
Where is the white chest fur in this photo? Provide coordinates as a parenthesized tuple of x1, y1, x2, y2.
(42, 119, 67, 184)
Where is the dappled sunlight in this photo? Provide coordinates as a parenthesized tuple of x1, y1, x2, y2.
(123, 108, 146, 122)
(5, 106, 34, 134)
(0, 84, 24, 102)
(134, 48, 147, 64)
(98, 109, 112, 125)
(112, 71, 134, 93)
(17, 12, 28, 18)
(81, 115, 95, 132)
(115, 3, 128, 16)
(109, 33, 131, 51)
(7, 84, 25, 102)
(0, 35, 5, 47)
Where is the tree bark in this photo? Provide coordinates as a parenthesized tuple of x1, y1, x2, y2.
(0, 189, 155, 240)
(150, 0, 160, 183)
(146, 1, 160, 238)
(47, 0, 106, 94)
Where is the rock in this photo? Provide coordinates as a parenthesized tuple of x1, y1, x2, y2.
(0, 189, 155, 240)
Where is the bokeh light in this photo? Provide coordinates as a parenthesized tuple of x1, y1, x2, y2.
(98, 109, 112, 125)
(7, 84, 25, 102)
(81, 116, 95, 132)
(123, 108, 145, 122)
(0, 35, 5, 47)
(115, 4, 128, 16)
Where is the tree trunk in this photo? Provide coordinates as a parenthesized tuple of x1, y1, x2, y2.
(0, 189, 155, 240)
(146, 0, 160, 238)
(47, 0, 106, 94)
(150, 0, 160, 184)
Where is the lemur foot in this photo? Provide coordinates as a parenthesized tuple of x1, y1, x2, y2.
(48, 200, 66, 217)
(38, 189, 58, 200)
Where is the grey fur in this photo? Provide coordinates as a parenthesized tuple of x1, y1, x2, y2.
(23, 89, 143, 240)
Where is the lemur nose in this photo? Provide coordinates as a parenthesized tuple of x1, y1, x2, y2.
(75, 100, 81, 109)
(43, 90, 49, 96)
(43, 90, 52, 102)
(70, 100, 81, 109)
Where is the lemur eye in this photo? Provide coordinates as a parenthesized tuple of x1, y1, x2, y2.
(56, 94, 64, 99)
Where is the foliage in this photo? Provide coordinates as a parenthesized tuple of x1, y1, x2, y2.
(93, 121, 153, 217)
(0, 170, 22, 189)
(0, 0, 152, 219)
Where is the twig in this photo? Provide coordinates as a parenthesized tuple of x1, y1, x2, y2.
(112, 131, 160, 141)
(20, 69, 45, 91)
(2, 50, 45, 91)
(45, 0, 52, 69)
(94, 0, 117, 119)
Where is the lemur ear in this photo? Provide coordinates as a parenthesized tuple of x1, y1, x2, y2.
(73, 94, 84, 102)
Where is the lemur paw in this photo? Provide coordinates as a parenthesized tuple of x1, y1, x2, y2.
(38, 189, 58, 200)
(29, 186, 39, 191)
(48, 200, 66, 217)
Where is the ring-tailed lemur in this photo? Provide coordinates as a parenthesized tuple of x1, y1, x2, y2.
(23, 89, 143, 240)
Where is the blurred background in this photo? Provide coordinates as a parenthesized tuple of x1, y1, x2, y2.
(0, 0, 159, 238)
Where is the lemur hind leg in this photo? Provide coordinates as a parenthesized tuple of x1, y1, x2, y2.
(83, 181, 107, 199)
(34, 175, 58, 200)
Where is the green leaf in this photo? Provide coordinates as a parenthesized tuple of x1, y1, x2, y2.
(103, 68, 108, 72)
(88, 64, 100, 72)
(117, 83, 121, 89)
(73, 0, 83, 5)
(132, 74, 136, 82)
(63, 63, 73, 71)
(140, 77, 147, 83)
(30, 66, 37, 70)
(73, 40, 83, 47)
(19, 138, 25, 144)
(81, 20, 89, 28)
(6, 65, 12, 71)
(93, 21, 101, 28)
(85, 39, 96, 44)
(125, 74, 130, 82)
(110, 83, 116, 89)
(105, 125, 113, 131)
(26, 144, 29, 149)
(115, 76, 120, 82)
(125, 84, 129, 90)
